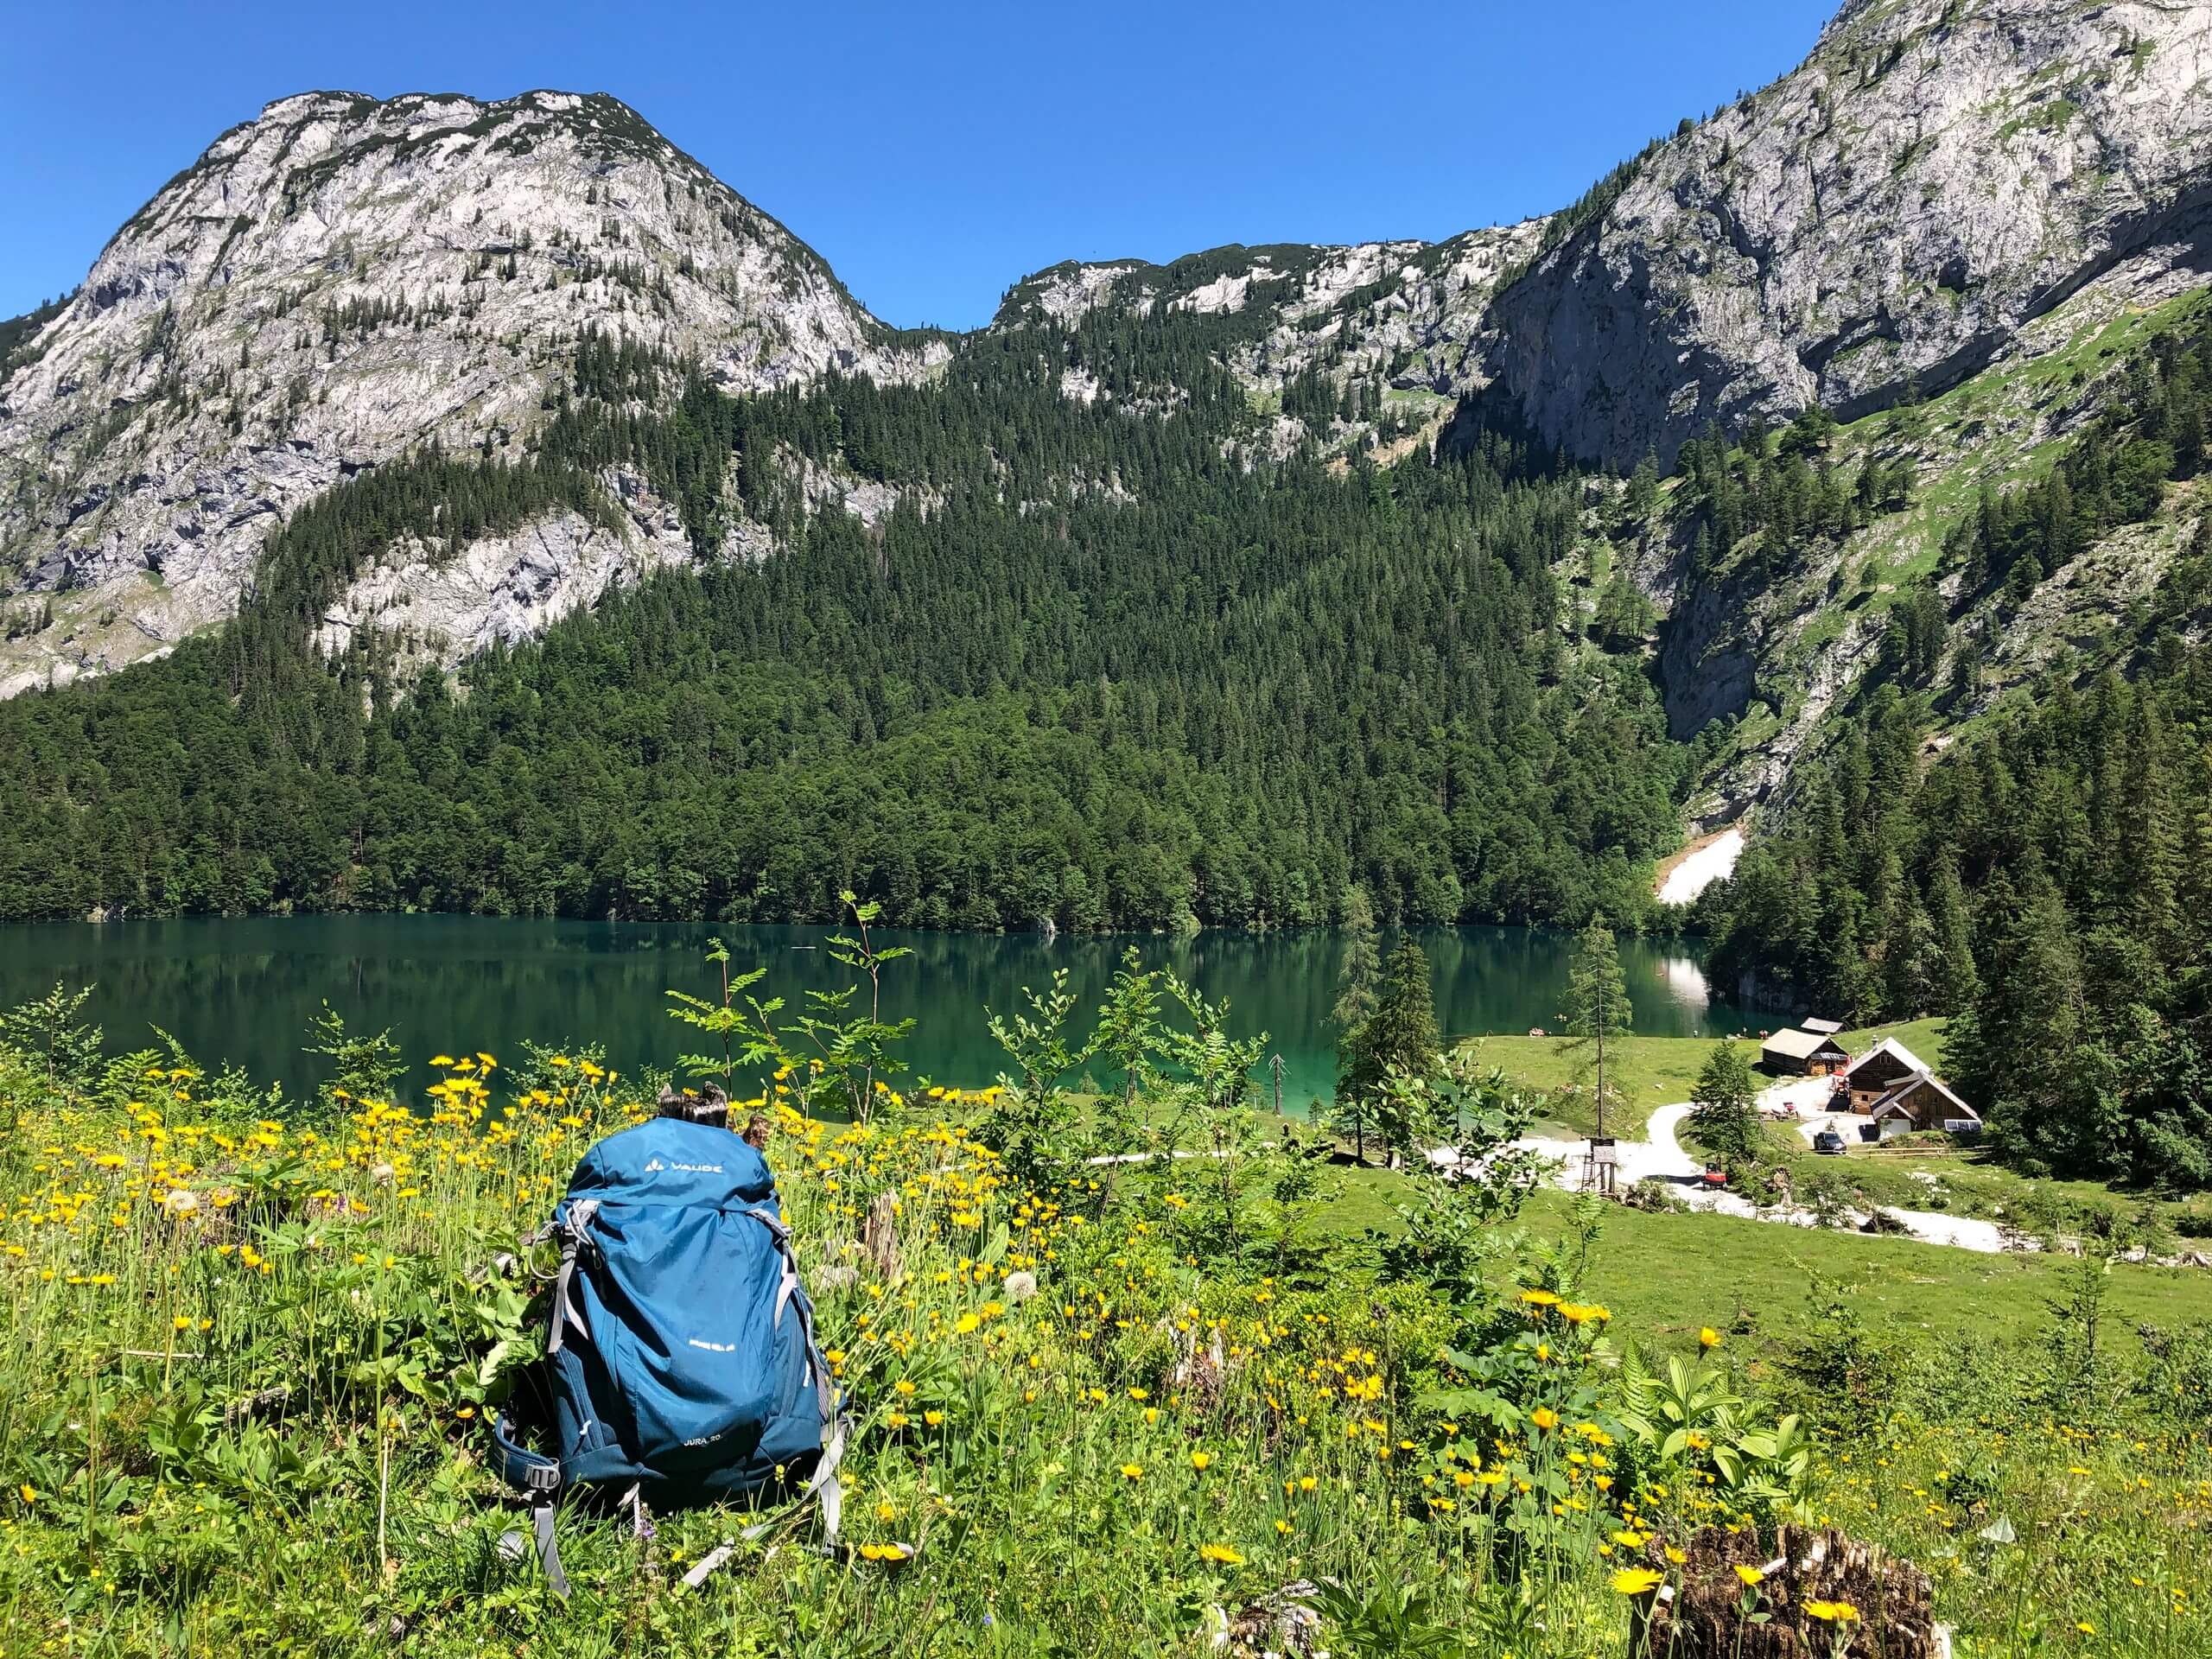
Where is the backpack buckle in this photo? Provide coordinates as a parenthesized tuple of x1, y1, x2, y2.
(521, 1462, 562, 1495)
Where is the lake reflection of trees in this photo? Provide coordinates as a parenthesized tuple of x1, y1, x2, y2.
(0, 918, 1751, 1112)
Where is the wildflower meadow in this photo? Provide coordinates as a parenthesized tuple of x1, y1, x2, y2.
(0, 947, 2208, 1658)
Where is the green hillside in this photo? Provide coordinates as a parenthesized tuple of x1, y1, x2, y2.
(0, 321, 1682, 932)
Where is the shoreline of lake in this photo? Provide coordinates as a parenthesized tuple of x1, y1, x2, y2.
(0, 914, 1759, 1110)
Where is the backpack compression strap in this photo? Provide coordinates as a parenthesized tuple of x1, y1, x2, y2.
(491, 1407, 569, 1600)
(544, 1198, 600, 1357)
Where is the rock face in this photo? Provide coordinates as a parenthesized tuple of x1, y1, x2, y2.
(993, 223, 1551, 410)
(1485, 0, 2212, 463)
(308, 469, 694, 671)
(0, 89, 944, 690)
(5, 0, 2212, 702)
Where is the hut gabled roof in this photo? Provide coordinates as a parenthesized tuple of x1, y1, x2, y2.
(1843, 1037, 1929, 1081)
(1762, 1027, 1847, 1061)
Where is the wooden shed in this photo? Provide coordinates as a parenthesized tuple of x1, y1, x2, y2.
(1759, 1027, 1851, 1076)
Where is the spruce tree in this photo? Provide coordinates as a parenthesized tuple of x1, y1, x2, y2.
(1345, 939, 1442, 1109)
(1330, 886, 1382, 1158)
(1687, 1038, 1759, 1163)
(1342, 940, 1445, 1162)
(1928, 859, 1980, 1011)
(2116, 695, 2181, 958)
(1331, 887, 1382, 1077)
(1557, 919, 1634, 1135)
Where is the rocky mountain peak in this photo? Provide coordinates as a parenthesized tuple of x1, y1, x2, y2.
(0, 88, 945, 692)
(1484, 0, 2212, 463)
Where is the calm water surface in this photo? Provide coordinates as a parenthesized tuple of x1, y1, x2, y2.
(0, 918, 1755, 1109)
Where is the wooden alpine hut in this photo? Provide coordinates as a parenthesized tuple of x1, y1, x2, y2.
(1759, 1027, 1851, 1077)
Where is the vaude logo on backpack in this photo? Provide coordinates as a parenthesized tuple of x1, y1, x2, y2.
(488, 1115, 844, 1598)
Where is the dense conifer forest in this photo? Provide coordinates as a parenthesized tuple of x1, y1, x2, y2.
(0, 304, 1687, 931)
(1695, 304, 2212, 1187)
(10, 251, 2212, 1189)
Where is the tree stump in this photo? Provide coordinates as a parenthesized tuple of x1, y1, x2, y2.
(1166, 1319, 1230, 1412)
(862, 1190, 903, 1282)
(1633, 1525, 1942, 1658)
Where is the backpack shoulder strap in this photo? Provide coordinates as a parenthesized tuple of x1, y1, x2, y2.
(738, 1205, 847, 1546)
(493, 1194, 600, 1605)
(545, 1198, 601, 1357)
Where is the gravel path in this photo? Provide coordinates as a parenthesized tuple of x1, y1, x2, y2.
(1493, 1086, 2020, 1255)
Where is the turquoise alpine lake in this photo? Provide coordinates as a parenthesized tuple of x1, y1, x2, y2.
(0, 917, 1756, 1111)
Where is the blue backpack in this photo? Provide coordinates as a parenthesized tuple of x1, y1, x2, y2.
(490, 1115, 845, 1597)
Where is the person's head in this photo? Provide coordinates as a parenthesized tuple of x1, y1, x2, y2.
(656, 1083, 730, 1130)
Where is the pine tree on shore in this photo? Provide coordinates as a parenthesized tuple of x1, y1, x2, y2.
(1330, 887, 1382, 1160)
(1558, 919, 1634, 1136)
(1344, 938, 1444, 1163)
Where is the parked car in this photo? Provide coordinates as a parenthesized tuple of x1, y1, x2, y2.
(1811, 1130, 1848, 1156)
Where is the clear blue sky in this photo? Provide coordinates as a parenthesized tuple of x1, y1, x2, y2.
(1, 0, 1836, 331)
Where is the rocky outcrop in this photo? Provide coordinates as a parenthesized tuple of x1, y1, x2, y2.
(309, 468, 693, 669)
(0, 89, 945, 690)
(1485, 0, 2212, 464)
(992, 224, 1550, 416)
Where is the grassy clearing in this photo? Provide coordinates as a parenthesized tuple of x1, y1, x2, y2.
(1460, 1033, 1719, 1134)
(1465, 1019, 1944, 1136)
(4, 1007, 2212, 1656)
(1325, 1177, 2212, 1351)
